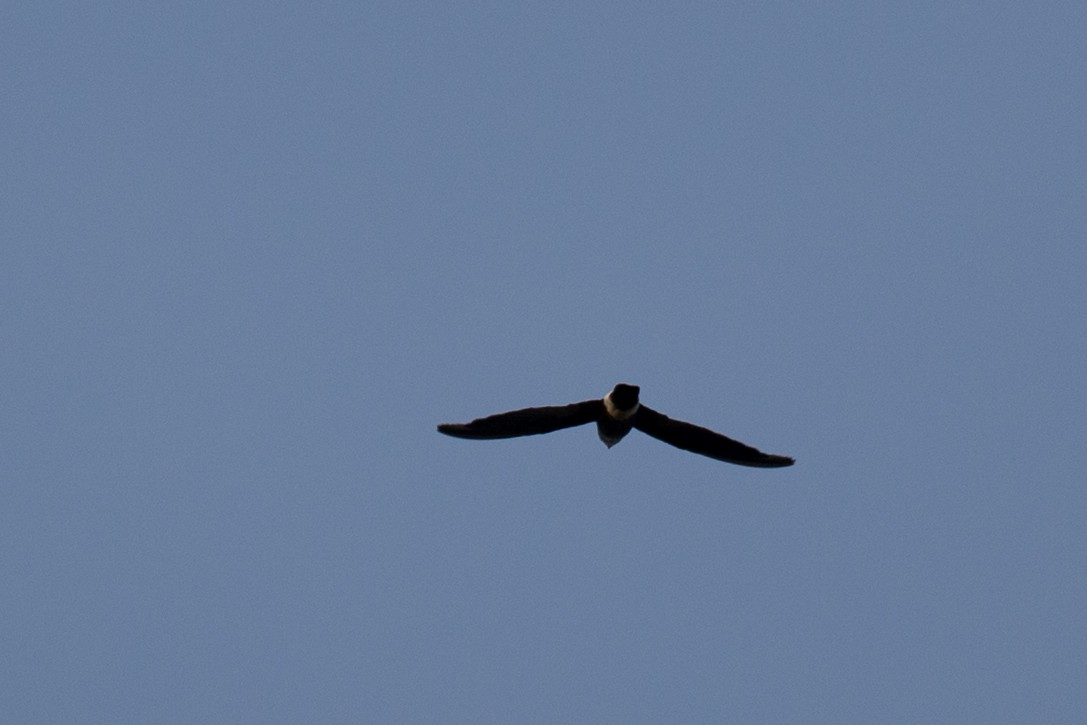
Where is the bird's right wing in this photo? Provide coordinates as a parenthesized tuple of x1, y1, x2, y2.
(438, 400, 602, 439)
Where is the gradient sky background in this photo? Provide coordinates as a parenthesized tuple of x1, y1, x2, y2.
(3, 3, 1085, 723)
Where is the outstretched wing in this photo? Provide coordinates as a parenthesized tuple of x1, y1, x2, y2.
(632, 405, 794, 467)
(438, 400, 602, 440)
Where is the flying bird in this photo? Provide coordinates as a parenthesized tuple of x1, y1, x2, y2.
(438, 383, 794, 467)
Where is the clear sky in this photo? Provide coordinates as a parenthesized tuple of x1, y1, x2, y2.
(3, 3, 1085, 723)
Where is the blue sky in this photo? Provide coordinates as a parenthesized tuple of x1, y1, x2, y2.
(3, 2, 1085, 722)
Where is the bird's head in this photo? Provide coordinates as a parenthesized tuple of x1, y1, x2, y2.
(608, 383, 640, 411)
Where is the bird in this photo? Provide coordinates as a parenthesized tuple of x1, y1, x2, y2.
(437, 383, 794, 468)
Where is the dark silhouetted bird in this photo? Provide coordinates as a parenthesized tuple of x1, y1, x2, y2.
(438, 383, 794, 468)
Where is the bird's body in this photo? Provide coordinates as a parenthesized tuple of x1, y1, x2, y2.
(438, 383, 794, 468)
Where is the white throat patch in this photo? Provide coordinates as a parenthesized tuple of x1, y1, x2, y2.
(604, 392, 640, 420)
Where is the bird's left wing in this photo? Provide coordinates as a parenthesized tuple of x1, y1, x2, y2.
(632, 405, 794, 467)
(438, 399, 602, 439)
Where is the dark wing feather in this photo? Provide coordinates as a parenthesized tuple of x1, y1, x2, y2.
(632, 405, 794, 467)
(438, 400, 602, 440)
